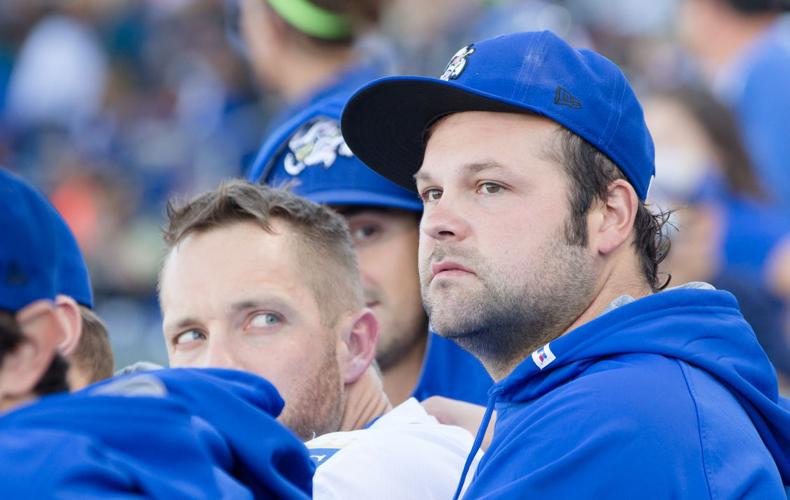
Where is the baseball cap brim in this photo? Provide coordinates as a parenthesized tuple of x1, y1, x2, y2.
(302, 188, 424, 212)
(341, 75, 541, 192)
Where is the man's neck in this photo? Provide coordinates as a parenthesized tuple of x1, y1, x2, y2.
(338, 366, 392, 432)
(703, 14, 776, 77)
(276, 46, 357, 103)
(381, 336, 427, 406)
(490, 266, 653, 381)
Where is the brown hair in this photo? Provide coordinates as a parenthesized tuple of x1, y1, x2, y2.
(551, 129, 672, 292)
(162, 180, 362, 325)
(69, 306, 114, 385)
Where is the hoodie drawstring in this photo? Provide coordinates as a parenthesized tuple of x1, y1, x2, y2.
(452, 390, 499, 500)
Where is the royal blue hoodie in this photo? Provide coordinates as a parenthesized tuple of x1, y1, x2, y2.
(457, 287, 790, 499)
(0, 368, 314, 498)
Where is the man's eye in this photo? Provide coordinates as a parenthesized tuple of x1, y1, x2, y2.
(421, 188, 442, 202)
(249, 312, 281, 328)
(174, 330, 204, 346)
(351, 224, 379, 243)
(477, 182, 503, 194)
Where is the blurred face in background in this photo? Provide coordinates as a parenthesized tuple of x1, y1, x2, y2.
(339, 208, 427, 371)
(239, 0, 282, 89)
(643, 95, 723, 284)
(160, 220, 347, 440)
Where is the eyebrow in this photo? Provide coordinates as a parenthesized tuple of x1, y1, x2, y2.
(414, 161, 507, 183)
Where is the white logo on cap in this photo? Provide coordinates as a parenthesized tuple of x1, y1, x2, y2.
(440, 44, 475, 81)
(284, 117, 353, 176)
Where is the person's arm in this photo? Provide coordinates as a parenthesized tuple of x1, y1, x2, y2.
(422, 396, 496, 451)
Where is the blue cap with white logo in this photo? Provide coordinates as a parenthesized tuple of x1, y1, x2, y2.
(340, 31, 655, 200)
(0, 169, 60, 313)
(247, 96, 423, 212)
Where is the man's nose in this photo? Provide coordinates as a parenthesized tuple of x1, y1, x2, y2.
(204, 339, 238, 370)
(420, 194, 470, 242)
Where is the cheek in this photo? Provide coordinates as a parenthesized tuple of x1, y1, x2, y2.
(246, 349, 300, 398)
(418, 233, 434, 269)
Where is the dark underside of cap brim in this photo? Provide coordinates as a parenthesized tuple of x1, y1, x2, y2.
(341, 77, 530, 192)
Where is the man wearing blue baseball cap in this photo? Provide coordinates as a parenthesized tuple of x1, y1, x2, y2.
(249, 95, 493, 406)
(0, 169, 72, 412)
(341, 31, 790, 497)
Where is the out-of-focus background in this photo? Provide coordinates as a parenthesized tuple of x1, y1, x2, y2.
(2, 0, 789, 388)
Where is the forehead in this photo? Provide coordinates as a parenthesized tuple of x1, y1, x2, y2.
(160, 220, 316, 309)
(418, 111, 561, 178)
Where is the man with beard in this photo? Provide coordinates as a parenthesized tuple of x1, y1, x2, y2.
(248, 95, 492, 406)
(0, 169, 313, 498)
(340, 31, 790, 497)
(159, 180, 479, 498)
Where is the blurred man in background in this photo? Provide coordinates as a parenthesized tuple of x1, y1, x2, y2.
(160, 180, 479, 498)
(235, 0, 391, 131)
(643, 86, 790, 392)
(678, 0, 790, 213)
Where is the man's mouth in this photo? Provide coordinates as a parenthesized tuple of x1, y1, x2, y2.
(431, 261, 475, 281)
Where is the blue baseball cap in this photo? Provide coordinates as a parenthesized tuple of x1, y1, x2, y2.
(340, 31, 655, 200)
(0, 169, 60, 313)
(55, 211, 94, 309)
(248, 96, 423, 212)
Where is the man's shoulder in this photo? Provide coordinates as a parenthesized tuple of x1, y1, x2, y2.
(494, 354, 705, 462)
(308, 399, 475, 462)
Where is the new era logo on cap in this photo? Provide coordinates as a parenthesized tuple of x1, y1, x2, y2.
(531, 343, 556, 370)
(3, 261, 28, 287)
(554, 86, 582, 109)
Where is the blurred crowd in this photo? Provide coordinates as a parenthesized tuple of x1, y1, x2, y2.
(1, 0, 789, 387)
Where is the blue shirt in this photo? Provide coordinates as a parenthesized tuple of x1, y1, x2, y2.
(0, 368, 314, 498)
(460, 287, 790, 498)
(717, 16, 790, 213)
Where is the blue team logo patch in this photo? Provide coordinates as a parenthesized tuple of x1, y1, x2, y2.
(440, 44, 475, 81)
(284, 117, 353, 176)
(309, 448, 341, 467)
(531, 343, 556, 370)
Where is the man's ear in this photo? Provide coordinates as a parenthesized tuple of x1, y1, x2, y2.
(339, 309, 379, 385)
(588, 179, 639, 256)
(54, 295, 83, 357)
(0, 301, 62, 408)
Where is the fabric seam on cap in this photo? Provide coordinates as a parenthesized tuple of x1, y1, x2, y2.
(603, 74, 628, 151)
(512, 32, 545, 101)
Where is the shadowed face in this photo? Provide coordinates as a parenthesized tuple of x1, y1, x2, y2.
(160, 220, 345, 440)
(339, 208, 426, 371)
